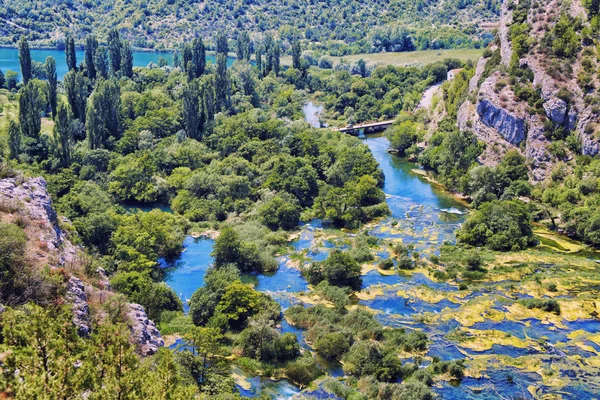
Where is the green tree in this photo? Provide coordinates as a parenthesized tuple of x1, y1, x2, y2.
(215, 54, 230, 111)
(189, 265, 240, 326)
(0, 68, 5, 88)
(64, 70, 90, 122)
(108, 29, 122, 74)
(108, 154, 159, 202)
(85, 35, 99, 79)
(65, 35, 77, 71)
(44, 56, 58, 118)
(458, 200, 537, 251)
(18, 81, 42, 139)
(192, 37, 206, 78)
(53, 102, 72, 166)
(0, 222, 27, 302)
(7, 120, 21, 160)
(387, 120, 418, 155)
(182, 80, 204, 140)
(292, 37, 302, 70)
(87, 78, 121, 149)
(216, 281, 262, 330)
(18, 37, 32, 84)
(306, 249, 362, 290)
(94, 46, 109, 79)
(121, 40, 134, 78)
(237, 31, 251, 62)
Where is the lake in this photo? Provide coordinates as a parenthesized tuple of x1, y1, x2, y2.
(0, 47, 234, 81)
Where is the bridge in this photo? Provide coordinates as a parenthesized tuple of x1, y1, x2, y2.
(337, 120, 395, 135)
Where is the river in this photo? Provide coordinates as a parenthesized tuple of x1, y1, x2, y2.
(0, 47, 234, 81)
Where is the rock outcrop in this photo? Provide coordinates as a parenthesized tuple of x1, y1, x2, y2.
(0, 177, 164, 355)
(477, 99, 526, 145)
(66, 276, 91, 336)
(128, 304, 164, 356)
(456, 0, 600, 180)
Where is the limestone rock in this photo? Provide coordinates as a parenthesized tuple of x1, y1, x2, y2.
(128, 303, 164, 356)
(543, 98, 568, 125)
(477, 99, 527, 145)
(67, 276, 91, 336)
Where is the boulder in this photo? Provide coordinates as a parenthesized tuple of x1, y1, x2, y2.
(128, 303, 164, 356)
(543, 98, 568, 125)
(67, 276, 91, 336)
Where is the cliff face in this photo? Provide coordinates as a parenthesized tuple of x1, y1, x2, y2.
(457, 0, 600, 181)
(0, 177, 163, 355)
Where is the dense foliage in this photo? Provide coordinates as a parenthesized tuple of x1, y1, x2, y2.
(1, 0, 498, 55)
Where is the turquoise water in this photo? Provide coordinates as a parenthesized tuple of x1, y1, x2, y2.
(165, 134, 600, 398)
(0, 47, 233, 81)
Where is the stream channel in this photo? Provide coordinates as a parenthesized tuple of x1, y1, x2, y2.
(163, 105, 600, 399)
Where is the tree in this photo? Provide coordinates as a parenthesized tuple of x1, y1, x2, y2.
(85, 35, 99, 79)
(0, 222, 27, 301)
(315, 332, 350, 360)
(216, 32, 228, 55)
(273, 41, 281, 76)
(18, 82, 42, 139)
(108, 29, 122, 74)
(182, 80, 204, 140)
(7, 120, 21, 160)
(306, 249, 362, 290)
(121, 40, 134, 78)
(189, 265, 240, 326)
(458, 200, 537, 251)
(108, 154, 159, 202)
(94, 46, 109, 79)
(237, 31, 251, 62)
(292, 38, 302, 70)
(0, 68, 5, 88)
(191, 37, 206, 78)
(53, 102, 72, 166)
(5, 70, 19, 90)
(215, 281, 262, 330)
(45, 57, 58, 118)
(86, 78, 121, 149)
(215, 54, 230, 111)
(18, 37, 32, 84)
(64, 70, 90, 122)
(212, 226, 242, 267)
(387, 120, 418, 155)
(65, 36, 77, 71)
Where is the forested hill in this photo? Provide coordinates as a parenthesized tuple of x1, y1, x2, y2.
(1, 0, 500, 54)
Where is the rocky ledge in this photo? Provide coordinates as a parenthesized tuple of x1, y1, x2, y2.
(128, 304, 164, 356)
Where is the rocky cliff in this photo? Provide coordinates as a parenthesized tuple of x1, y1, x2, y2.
(457, 0, 600, 181)
(0, 177, 163, 355)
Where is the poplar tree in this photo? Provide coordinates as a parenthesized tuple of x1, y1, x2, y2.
(192, 37, 206, 77)
(18, 37, 32, 84)
(0, 68, 5, 88)
(86, 78, 121, 149)
(182, 80, 204, 140)
(53, 102, 72, 166)
(173, 49, 181, 69)
(94, 46, 109, 79)
(108, 29, 122, 74)
(292, 38, 302, 70)
(85, 35, 98, 79)
(18, 82, 41, 139)
(255, 47, 263, 77)
(216, 32, 228, 55)
(65, 36, 77, 71)
(121, 41, 134, 78)
(45, 56, 57, 118)
(237, 32, 251, 62)
(64, 70, 90, 123)
(215, 54, 230, 112)
(7, 121, 21, 160)
(273, 41, 281, 76)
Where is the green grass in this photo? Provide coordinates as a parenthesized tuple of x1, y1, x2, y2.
(282, 49, 483, 67)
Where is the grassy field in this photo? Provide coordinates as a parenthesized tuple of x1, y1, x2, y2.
(0, 89, 54, 142)
(282, 48, 483, 67)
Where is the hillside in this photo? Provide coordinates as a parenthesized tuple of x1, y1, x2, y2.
(456, 0, 600, 181)
(1, 0, 500, 53)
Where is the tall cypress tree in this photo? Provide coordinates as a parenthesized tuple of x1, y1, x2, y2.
(255, 47, 263, 78)
(18, 82, 42, 139)
(216, 32, 228, 55)
(54, 102, 72, 166)
(86, 78, 121, 149)
(237, 32, 251, 62)
(173, 50, 181, 69)
(65, 36, 77, 71)
(7, 121, 21, 160)
(292, 38, 302, 70)
(94, 46, 109, 79)
(0, 68, 5, 89)
(264, 34, 274, 75)
(107, 29, 122, 74)
(64, 70, 90, 123)
(45, 57, 58, 118)
(192, 38, 206, 78)
(215, 54, 230, 112)
(18, 37, 32, 84)
(121, 41, 134, 78)
(273, 41, 281, 76)
(85, 35, 98, 79)
(182, 80, 203, 140)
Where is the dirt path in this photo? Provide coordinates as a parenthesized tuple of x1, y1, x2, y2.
(416, 83, 442, 110)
